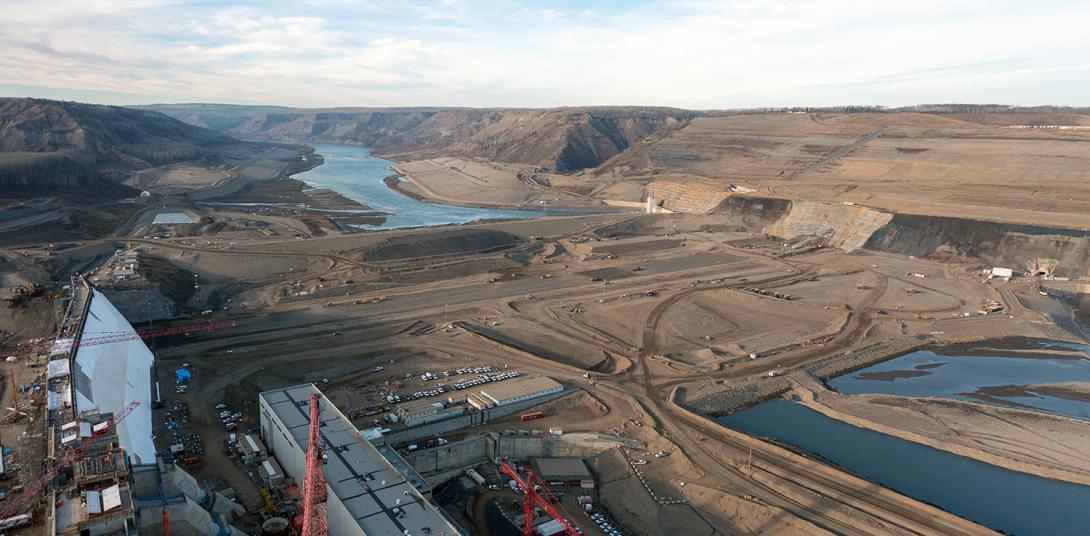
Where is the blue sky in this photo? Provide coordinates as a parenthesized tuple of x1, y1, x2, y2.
(2, 0, 1089, 108)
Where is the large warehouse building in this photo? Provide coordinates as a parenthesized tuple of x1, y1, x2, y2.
(468, 376, 564, 410)
(259, 384, 462, 536)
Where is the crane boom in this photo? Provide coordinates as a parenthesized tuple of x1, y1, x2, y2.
(44, 319, 236, 354)
(499, 458, 581, 536)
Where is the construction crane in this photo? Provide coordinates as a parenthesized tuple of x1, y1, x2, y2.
(158, 482, 171, 536)
(499, 458, 581, 536)
(0, 400, 140, 520)
(42, 319, 237, 355)
(302, 393, 328, 536)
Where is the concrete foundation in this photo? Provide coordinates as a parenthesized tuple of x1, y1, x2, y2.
(403, 431, 643, 476)
(379, 390, 566, 445)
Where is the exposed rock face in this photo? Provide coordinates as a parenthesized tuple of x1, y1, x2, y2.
(0, 98, 229, 193)
(153, 105, 696, 172)
(645, 181, 732, 214)
(864, 215, 1090, 278)
(708, 195, 1090, 277)
(766, 201, 893, 251)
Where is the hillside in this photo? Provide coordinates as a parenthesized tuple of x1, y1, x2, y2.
(0, 98, 232, 195)
(146, 104, 697, 172)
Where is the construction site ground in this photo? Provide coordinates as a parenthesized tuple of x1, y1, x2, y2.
(1, 169, 1088, 534)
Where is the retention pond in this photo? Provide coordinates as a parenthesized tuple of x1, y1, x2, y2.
(829, 341, 1090, 421)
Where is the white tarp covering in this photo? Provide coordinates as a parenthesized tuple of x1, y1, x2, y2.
(47, 359, 70, 379)
(86, 490, 102, 514)
(102, 484, 122, 511)
(50, 338, 73, 356)
(93, 422, 108, 433)
(72, 290, 155, 465)
(61, 432, 78, 445)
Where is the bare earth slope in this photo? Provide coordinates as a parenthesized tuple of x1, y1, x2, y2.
(0, 98, 231, 194)
(147, 103, 1090, 229)
(151, 104, 697, 172)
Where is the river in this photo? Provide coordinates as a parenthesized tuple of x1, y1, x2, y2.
(829, 342, 1090, 420)
(721, 400, 1090, 535)
(294, 144, 574, 229)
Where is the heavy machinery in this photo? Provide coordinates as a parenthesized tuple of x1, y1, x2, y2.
(499, 458, 582, 536)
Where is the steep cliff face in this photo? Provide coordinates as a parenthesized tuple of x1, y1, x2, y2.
(0, 98, 229, 194)
(711, 196, 1090, 278)
(863, 215, 1090, 278)
(645, 181, 733, 213)
(766, 201, 893, 251)
(197, 106, 695, 172)
(231, 109, 438, 148)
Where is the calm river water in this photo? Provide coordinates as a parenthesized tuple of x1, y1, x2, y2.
(294, 144, 573, 229)
(721, 399, 1090, 535)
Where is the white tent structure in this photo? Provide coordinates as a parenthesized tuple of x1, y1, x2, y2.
(72, 289, 156, 465)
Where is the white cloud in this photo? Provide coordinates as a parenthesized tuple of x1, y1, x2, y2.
(1, 0, 1088, 107)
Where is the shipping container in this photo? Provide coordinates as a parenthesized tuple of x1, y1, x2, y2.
(520, 411, 545, 421)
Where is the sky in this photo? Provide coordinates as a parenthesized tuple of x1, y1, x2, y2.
(2, 0, 1089, 109)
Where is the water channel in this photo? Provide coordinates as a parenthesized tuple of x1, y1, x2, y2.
(294, 143, 575, 229)
(721, 399, 1090, 535)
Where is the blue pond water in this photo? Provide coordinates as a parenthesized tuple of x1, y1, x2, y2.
(294, 144, 575, 229)
(721, 400, 1090, 535)
(151, 212, 193, 224)
(829, 343, 1090, 421)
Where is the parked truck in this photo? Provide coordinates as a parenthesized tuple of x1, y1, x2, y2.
(466, 469, 487, 486)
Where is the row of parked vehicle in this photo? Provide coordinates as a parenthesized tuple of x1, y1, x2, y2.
(217, 403, 241, 432)
(589, 512, 627, 536)
(441, 366, 494, 377)
(453, 370, 521, 390)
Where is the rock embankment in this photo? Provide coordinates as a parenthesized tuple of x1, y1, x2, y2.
(686, 377, 791, 416)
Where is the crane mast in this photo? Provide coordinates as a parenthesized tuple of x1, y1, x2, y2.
(499, 457, 582, 536)
(302, 393, 328, 536)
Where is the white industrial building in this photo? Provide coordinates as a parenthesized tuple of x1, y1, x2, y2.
(259, 384, 462, 536)
(478, 376, 563, 407)
(396, 399, 440, 425)
(71, 289, 156, 465)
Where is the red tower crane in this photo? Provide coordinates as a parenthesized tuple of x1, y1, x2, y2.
(3, 319, 236, 361)
(499, 458, 582, 536)
(0, 400, 140, 520)
(42, 319, 237, 355)
(302, 393, 328, 536)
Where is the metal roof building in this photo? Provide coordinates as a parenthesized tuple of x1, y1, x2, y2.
(531, 458, 595, 490)
(478, 376, 563, 407)
(259, 384, 462, 536)
(71, 289, 156, 465)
